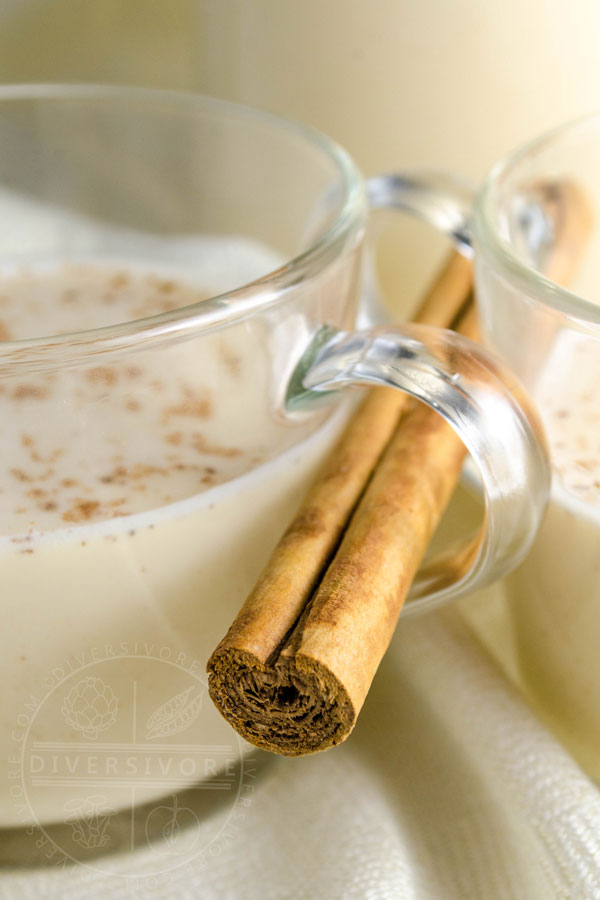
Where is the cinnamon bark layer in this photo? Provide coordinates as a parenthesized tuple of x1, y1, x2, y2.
(207, 255, 473, 754)
(208, 395, 469, 754)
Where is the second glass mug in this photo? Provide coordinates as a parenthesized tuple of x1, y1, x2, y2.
(0, 86, 548, 836)
(382, 114, 600, 781)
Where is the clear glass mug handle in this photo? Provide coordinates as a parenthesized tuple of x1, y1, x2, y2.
(288, 172, 551, 615)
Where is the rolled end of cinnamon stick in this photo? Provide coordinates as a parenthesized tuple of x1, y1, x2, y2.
(208, 648, 355, 755)
(208, 398, 468, 756)
(206, 254, 476, 757)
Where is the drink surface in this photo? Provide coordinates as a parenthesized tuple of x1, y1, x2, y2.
(0, 224, 290, 537)
(535, 329, 600, 510)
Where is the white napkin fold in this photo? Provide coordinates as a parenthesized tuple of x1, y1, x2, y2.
(3, 604, 600, 900)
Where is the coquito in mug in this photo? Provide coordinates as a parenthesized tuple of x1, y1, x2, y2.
(391, 114, 600, 780)
(0, 87, 548, 838)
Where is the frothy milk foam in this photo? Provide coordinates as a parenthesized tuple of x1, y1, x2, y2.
(506, 329, 600, 778)
(0, 225, 352, 826)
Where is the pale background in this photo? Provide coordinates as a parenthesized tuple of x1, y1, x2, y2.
(1, 0, 600, 305)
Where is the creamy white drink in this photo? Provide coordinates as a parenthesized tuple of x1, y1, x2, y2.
(0, 249, 353, 827)
(505, 331, 600, 778)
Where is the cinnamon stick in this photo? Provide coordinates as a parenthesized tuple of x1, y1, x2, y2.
(207, 256, 473, 754)
(207, 179, 591, 756)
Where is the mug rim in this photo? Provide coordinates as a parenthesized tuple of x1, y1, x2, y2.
(0, 83, 366, 370)
(475, 109, 600, 327)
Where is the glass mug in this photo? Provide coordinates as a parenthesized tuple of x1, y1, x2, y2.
(0, 86, 548, 840)
(387, 114, 600, 780)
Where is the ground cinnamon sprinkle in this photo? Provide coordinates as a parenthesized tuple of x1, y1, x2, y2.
(11, 468, 33, 483)
(191, 433, 242, 458)
(109, 271, 130, 290)
(0, 319, 12, 340)
(12, 384, 50, 401)
(86, 367, 118, 386)
(62, 500, 100, 523)
(218, 339, 242, 378)
(99, 462, 172, 486)
(99, 466, 128, 485)
(27, 488, 47, 499)
(129, 463, 169, 480)
(20, 437, 65, 465)
(163, 388, 213, 423)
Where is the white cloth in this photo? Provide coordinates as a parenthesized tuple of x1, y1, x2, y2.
(3, 603, 600, 900)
